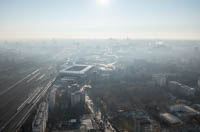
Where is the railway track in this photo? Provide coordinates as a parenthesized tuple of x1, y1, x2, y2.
(0, 78, 56, 132)
(0, 64, 56, 132)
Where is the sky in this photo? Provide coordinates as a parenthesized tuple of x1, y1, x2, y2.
(0, 0, 200, 40)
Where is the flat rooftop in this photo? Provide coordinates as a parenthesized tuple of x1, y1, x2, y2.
(67, 65, 88, 71)
(60, 65, 93, 75)
(170, 104, 200, 115)
(160, 113, 182, 124)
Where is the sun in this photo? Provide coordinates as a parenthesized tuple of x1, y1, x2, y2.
(98, 0, 110, 6)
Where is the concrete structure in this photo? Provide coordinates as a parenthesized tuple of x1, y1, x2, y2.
(59, 64, 94, 86)
(32, 102, 48, 132)
(152, 74, 167, 87)
(160, 113, 182, 126)
(180, 85, 195, 96)
(80, 119, 94, 131)
(134, 117, 156, 132)
(193, 104, 200, 111)
(168, 81, 195, 96)
(168, 81, 182, 91)
(80, 114, 96, 132)
(169, 104, 200, 118)
(60, 65, 93, 77)
(198, 77, 200, 89)
(71, 91, 85, 106)
(48, 88, 57, 111)
(54, 115, 95, 132)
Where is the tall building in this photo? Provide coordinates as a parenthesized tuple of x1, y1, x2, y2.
(71, 91, 85, 107)
(48, 88, 57, 111)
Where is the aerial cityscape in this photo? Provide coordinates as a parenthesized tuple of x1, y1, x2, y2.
(0, 39, 200, 132)
(0, 0, 200, 132)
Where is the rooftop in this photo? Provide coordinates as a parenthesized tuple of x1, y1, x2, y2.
(67, 65, 87, 71)
(169, 104, 200, 116)
(160, 113, 182, 124)
(60, 65, 93, 75)
(81, 119, 94, 130)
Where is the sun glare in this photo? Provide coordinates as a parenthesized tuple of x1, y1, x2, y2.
(98, 0, 110, 6)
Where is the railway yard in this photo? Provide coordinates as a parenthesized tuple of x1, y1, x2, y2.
(0, 43, 64, 132)
(0, 61, 56, 132)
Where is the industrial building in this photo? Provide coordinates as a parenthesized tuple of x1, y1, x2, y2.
(32, 102, 48, 132)
(59, 64, 94, 87)
(60, 65, 93, 77)
(169, 104, 200, 118)
(168, 81, 195, 96)
(160, 113, 182, 126)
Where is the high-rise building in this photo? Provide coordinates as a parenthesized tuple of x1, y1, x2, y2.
(48, 88, 57, 111)
(71, 91, 85, 107)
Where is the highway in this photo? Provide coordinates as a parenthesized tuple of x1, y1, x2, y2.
(0, 63, 57, 132)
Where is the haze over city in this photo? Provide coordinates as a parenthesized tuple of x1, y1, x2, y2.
(0, 0, 200, 39)
(1, 0, 200, 132)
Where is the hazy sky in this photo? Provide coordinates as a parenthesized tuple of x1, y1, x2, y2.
(0, 0, 200, 40)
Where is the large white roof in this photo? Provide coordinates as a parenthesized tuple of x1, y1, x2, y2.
(60, 65, 93, 75)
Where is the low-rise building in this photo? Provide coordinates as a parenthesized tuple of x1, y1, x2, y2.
(160, 113, 182, 126)
(180, 85, 195, 96)
(168, 81, 182, 92)
(134, 117, 158, 132)
(168, 81, 195, 96)
(169, 104, 200, 119)
(32, 102, 48, 132)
